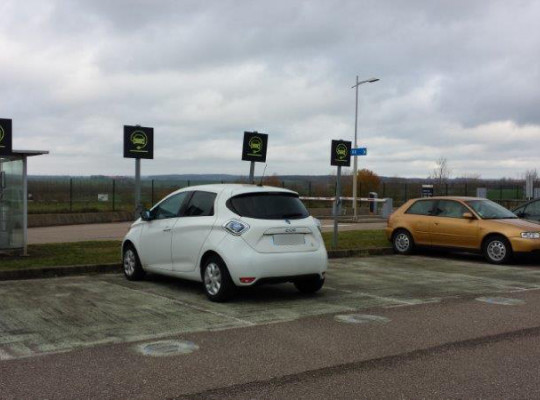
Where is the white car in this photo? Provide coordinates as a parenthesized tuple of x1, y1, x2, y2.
(122, 184, 328, 301)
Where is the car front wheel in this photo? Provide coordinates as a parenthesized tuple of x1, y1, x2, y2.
(123, 245, 145, 281)
(392, 230, 414, 255)
(483, 236, 512, 264)
(202, 256, 236, 302)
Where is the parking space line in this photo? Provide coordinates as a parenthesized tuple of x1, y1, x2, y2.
(104, 281, 256, 327)
(325, 286, 420, 306)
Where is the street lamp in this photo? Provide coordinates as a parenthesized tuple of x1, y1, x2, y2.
(352, 76, 379, 220)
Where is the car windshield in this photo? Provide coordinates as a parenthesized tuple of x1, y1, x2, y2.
(465, 199, 518, 219)
(227, 192, 309, 220)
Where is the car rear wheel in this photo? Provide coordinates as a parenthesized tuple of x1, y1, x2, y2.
(123, 245, 145, 281)
(392, 230, 414, 255)
(483, 236, 512, 264)
(202, 256, 236, 302)
(294, 277, 325, 294)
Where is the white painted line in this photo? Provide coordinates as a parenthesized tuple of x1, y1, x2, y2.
(325, 286, 421, 306)
(105, 281, 256, 327)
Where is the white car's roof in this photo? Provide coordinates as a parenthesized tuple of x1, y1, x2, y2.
(171, 183, 297, 197)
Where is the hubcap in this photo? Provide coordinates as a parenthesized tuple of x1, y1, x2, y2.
(395, 233, 410, 252)
(487, 240, 506, 261)
(124, 249, 136, 276)
(204, 263, 222, 296)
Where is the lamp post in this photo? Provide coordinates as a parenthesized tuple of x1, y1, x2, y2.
(352, 76, 379, 220)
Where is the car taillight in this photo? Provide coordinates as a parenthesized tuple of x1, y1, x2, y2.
(223, 219, 250, 236)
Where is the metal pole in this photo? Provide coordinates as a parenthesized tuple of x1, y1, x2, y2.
(69, 178, 73, 212)
(22, 156, 28, 256)
(351, 77, 379, 220)
(135, 158, 141, 218)
(332, 165, 342, 249)
(352, 76, 359, 220)
(249, 161, 255, 184)
(112, 179, 116, 212)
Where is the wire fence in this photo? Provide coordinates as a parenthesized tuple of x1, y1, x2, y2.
(27, 176, 534, 214)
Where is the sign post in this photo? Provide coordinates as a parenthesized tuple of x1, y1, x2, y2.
(124, 125, 154, 218)
(242, 131, 268, 184)
(331, 140, 352, 249)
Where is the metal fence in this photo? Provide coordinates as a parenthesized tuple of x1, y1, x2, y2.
(27, 177, 533, 214)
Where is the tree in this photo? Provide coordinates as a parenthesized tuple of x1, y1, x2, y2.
(429, 157, 451, 185)
(344, 168, 381, 197)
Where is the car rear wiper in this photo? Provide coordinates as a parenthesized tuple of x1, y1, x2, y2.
(281, 213, 306, 218)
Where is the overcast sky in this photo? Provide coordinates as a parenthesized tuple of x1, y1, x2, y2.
(3, 0, 540, 178)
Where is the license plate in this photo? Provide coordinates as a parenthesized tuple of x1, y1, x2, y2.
(273, 234, 305, 246)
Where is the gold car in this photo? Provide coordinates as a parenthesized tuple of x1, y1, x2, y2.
(386, 196, 540, 264)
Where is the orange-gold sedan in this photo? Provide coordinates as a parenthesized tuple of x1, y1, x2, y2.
(386, 196, 540, 264)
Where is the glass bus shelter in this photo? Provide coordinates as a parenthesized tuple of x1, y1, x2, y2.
(0, 150, 48, 255)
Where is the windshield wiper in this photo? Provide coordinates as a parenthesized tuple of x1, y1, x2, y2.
(281, 213, 306, 218)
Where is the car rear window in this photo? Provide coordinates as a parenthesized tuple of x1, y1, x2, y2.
(227, 192, 309, 220)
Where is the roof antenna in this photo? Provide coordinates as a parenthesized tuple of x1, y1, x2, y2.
(258, 163, 268, 186)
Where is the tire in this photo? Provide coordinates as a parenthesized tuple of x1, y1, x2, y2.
(294, 277, 325, 294)
(392, 229, 415, 255)
(483, 235, 512, 264)
(123, 244, 145, 281)
(202, 256, 236, 302)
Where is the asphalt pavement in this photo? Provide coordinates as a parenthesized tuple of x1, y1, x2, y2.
(2, 253, 540, 399)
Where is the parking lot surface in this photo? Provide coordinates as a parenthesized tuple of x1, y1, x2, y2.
(2, 254, 540, 399)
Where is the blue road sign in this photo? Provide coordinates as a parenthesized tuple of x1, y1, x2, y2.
(351, 147, 367, 156)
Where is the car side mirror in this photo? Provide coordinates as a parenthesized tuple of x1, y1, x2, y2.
(462, 212, 475, 219)
(515, 211, 525, 218)
(140, 210, 153, 221)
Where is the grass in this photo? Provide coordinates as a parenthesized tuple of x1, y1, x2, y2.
(322, 229, 389, 250)
(0, 230, 389, 270)
(0, 241, 122, 271)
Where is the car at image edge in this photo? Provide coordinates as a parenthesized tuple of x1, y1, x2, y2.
(122, 184, 328, 301)
(513, 198, 540, 223)
(386, 196, 540, 264)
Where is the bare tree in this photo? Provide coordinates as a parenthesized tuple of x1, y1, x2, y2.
(429, 157, 451, 185)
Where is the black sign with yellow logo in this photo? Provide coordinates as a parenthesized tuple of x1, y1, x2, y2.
(331, 140, 351, 167)
(0, 118, 13, 156)
(124, 125, 154, 159)
(242, 131, 268, 162)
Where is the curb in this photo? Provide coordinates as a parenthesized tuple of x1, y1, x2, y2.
(0, 248, 394, 281)
(0, 263, 120, 281)
(327, 247, 393, 259)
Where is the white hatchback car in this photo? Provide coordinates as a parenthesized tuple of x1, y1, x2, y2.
(122, 184, 328, 301)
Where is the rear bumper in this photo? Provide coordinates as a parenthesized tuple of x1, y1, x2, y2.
(216, 235, 328, 286)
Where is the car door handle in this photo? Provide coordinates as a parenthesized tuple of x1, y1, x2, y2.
(163, 228, 171, 232)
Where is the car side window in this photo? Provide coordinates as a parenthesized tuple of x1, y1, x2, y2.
(405, 200, 436, 216)
(152, 192, 189, 220)
(526, 201, 540, 215)
(435, 200, 468, 219)
(184, 191, 217, 217)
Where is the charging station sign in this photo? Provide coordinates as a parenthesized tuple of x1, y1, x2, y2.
(331, 140, 351, 167)
(0, 119, 12, 156)
(124, 125, 154, 159)
(242, 131, 268, 162)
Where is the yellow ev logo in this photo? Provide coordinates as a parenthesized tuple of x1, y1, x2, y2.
(130, 131, 148, 150)
(248, 136, 263, 154)
(336, 143, 348, 160)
